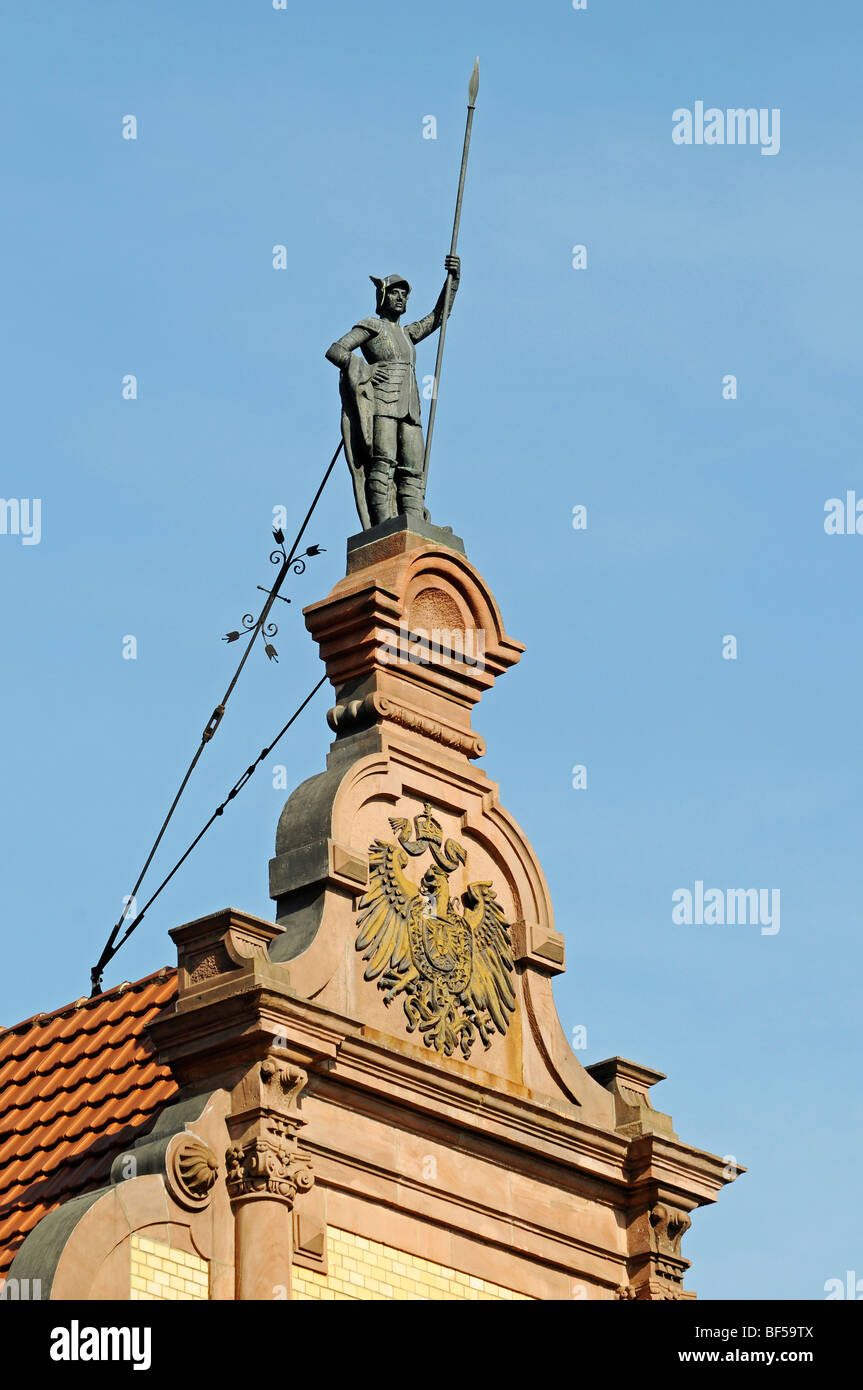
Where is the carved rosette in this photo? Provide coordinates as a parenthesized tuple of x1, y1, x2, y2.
(226, 1058, 315, 1209)
(166, 1135, 220, 1211)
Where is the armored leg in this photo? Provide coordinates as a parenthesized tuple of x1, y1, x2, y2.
(368, 417, 398, 525)
(366, 460, 395, 525)
(396, 423, 427, 519)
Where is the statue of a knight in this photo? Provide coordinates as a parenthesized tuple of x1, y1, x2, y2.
(325, 255, 460, 528)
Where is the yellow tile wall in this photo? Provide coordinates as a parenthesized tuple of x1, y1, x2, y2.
(130, 1234, 209, 1301)
(292, 1226, 531, 1301)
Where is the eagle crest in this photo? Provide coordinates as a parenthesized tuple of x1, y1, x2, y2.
(355, 804, 516, 1059)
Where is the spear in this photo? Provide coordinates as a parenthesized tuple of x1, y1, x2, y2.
(422, 57, 479, 488)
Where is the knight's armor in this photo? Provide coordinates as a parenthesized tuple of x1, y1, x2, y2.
(332, 316, 431, 424)
(326, 267, 457, 528)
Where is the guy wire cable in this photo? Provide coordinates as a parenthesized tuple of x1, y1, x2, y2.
(90, 674, 328, 986)
(89, 440, 343, 994)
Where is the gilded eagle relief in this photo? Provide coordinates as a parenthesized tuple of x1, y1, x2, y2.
(355, 803, 516, 1059)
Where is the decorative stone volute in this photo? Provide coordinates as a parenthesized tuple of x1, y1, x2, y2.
(620, 1200, 697, 1301)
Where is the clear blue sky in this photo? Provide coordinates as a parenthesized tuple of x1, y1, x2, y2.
(2, 0, 861, 1301)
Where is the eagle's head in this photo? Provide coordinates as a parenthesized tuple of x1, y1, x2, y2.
(420, 863, 448, 893)
(419, 864, 451, 917)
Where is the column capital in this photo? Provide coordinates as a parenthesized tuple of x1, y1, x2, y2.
(226, 1057, 314, 1209)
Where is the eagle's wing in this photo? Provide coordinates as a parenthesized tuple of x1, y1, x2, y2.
(355, 840, 417, 981)
(462, 882, 516, 1033)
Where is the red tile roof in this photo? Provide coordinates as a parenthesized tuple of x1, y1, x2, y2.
(0, 968, 178, 1279)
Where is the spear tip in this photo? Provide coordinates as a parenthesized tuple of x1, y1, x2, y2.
(468, 57, 479, 106)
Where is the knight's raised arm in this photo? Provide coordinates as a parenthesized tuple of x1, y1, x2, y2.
(433, 254, 461, 321)
(408, 256, 460, 344)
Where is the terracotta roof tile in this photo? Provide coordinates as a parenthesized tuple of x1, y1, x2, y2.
(36, 1151, 114, 1205)
(0, 968, 178, 1279)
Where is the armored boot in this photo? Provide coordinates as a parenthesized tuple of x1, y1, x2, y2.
(366, 460, 395, 526)
(396, 466, 426, 520)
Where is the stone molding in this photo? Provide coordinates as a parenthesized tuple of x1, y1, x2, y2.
(328, 692, 486, 760)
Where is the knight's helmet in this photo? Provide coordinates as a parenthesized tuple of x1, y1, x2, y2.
(370, 273, 411, 314)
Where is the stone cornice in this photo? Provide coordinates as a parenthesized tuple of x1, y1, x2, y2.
(624, 1132, 738, 1209)
(149, 965, 729, 1218)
